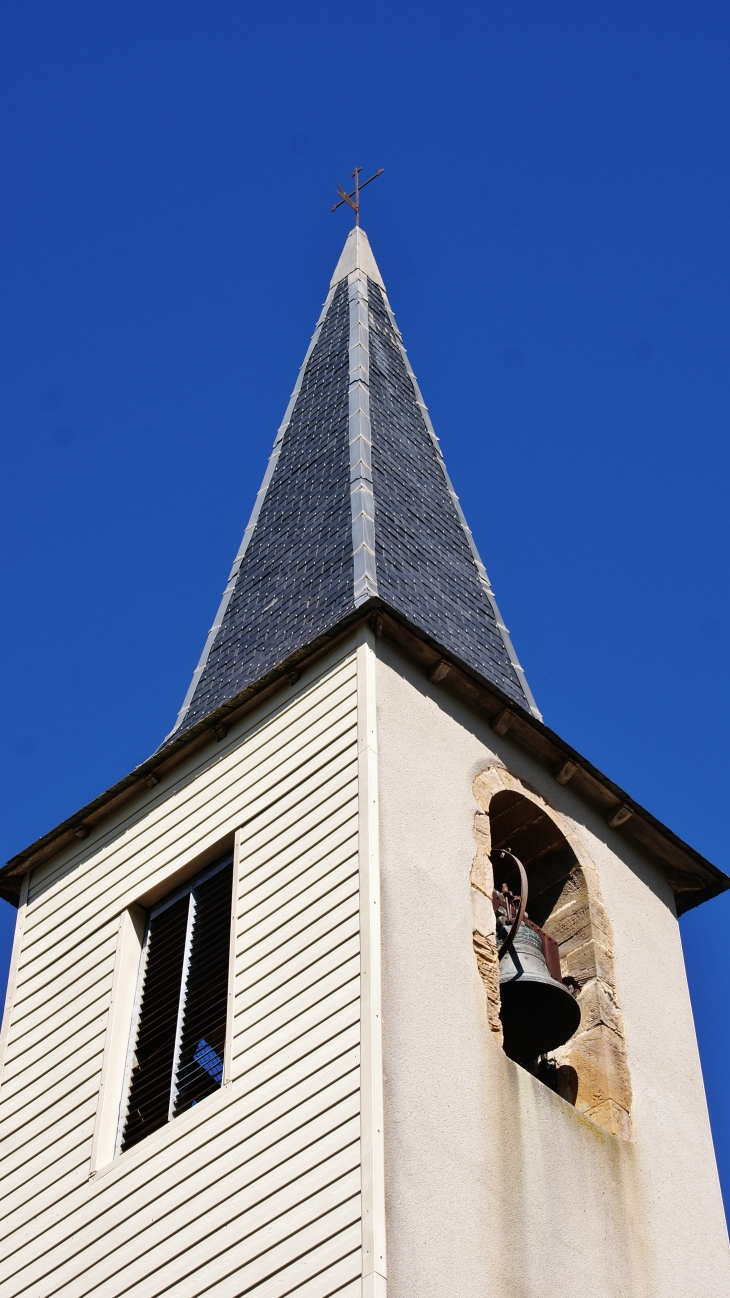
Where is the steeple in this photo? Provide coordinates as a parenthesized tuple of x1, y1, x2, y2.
(167, 227, 540, 742)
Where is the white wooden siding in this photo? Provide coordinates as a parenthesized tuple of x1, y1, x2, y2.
(0, 646, 362, 1298)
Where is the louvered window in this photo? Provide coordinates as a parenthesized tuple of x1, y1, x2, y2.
(118, 854, 233, 1154)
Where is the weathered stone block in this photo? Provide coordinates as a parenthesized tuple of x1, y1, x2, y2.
(470, 848, 494, 900)
(585, 1098, 632, 1140)
(472, 930, 503, 1044)
(473, 767, 509, 806)
(558, 1023, 632, 1116)
(471, 884, 496, 938)
(547, 899, 613, 957)
(556, 870, 586, 903)
(575, 978, 624, 1036)
(560, 936, 614, 988)
(544, 900, 592, 951)
(473, 810, 491, 849)
(585, 901, 613, 953)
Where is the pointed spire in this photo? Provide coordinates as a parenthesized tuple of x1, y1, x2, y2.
(330, 227, 385, 289)
(165, 228, 540, 742)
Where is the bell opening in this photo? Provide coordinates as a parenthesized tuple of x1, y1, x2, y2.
(490, 790, 583, 1096)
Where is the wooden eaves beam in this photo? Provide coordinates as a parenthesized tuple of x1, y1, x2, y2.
(1, 599, 726, 916)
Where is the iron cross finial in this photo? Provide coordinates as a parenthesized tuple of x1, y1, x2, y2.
(331, 166, 384, 226)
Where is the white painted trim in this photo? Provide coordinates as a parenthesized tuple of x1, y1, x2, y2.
(89, 1078, 227, 1185)
(146, 851, 234, 919)
(349, 271, 378, 607)
(89, 904, 146, 1175)
(378, 289, 543, 722)
(0, 872, 29, 1091)
(115, 906, 154, 1157)
(357, 626, 387, 1298)
(165, 284, 339, 741)
(114, 851, 235, 1156)
(168, 892, 196, 1120)
(224, 830, 243, 1087)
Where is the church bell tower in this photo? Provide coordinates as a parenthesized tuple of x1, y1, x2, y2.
(1, 222, 728, 1298)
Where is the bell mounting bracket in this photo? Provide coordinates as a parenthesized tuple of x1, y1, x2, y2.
(492, 848, 529, 961)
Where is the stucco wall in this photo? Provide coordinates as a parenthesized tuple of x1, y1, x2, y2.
(375, 638, 729, 1298)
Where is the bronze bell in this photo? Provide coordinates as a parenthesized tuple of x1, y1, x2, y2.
(493, 849, 581, 1063)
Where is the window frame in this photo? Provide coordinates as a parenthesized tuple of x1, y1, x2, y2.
(115, 851, 235, 1157)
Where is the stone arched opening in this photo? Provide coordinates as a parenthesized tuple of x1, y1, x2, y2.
(471, 767, 632, 1138)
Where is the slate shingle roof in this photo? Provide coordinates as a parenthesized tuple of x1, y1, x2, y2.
(166, 228, 539, 742)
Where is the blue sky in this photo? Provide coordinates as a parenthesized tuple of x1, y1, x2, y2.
(1, 1, 729, 1212)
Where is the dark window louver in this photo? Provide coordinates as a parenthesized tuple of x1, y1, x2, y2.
(119, 855, 233, 1154)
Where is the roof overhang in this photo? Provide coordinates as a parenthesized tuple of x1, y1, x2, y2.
(2, 598, 727, 915)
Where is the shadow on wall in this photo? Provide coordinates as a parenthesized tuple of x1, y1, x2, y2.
(471, 766, 632, 1139)
(0, 900, 17, 1018)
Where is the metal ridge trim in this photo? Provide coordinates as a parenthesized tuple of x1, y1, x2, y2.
(348, 269, 378, 607)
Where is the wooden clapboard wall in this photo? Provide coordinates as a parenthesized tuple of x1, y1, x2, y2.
(0, 645, 362, 1298)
